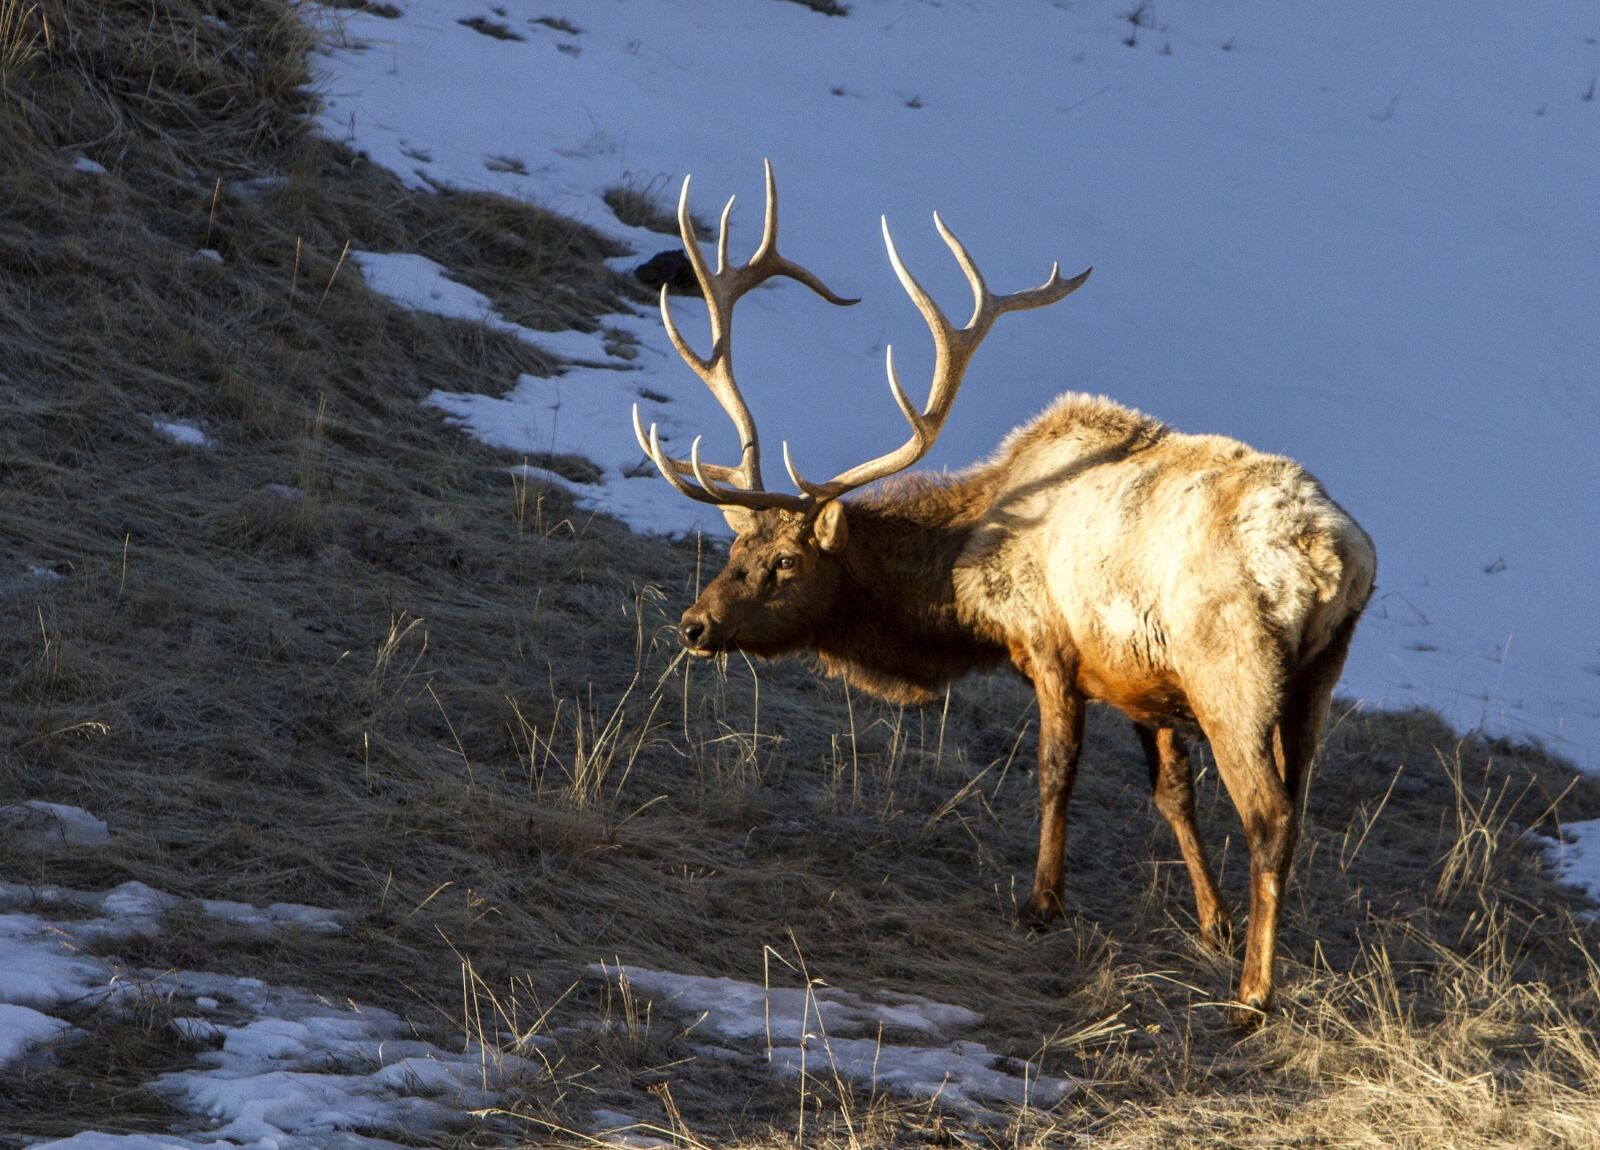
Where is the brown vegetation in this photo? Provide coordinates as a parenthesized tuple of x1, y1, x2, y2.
(2, 2, 1598, 1147)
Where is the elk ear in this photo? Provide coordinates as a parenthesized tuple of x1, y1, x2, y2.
(813, 500, 848, 553)
(721, 506, 759, 536)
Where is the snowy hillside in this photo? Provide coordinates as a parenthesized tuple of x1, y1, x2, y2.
(309, 0, 1600, 766)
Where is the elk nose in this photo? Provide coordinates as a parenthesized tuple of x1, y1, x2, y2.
(679, 614, 708, 648)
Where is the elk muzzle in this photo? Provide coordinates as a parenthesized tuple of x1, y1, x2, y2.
(677, 606, 721, 655)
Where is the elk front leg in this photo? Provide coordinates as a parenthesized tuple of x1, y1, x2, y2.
(1020, 678, 1085, 927)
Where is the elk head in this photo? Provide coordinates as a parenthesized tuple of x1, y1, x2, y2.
(632, 162, 1089, 658)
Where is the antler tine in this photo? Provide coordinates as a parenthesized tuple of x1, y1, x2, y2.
(781, 440, 839, 500)
(636, 412, 720, 506)
(935, 212, 1093, 329)
(932, 212, 989, 329)
(715, 195, 735, 277)
(633, 410, 806, 511)
(735, 159, 860, 307)
(675, 175, 716, 315)
(633, 401, 775, 490)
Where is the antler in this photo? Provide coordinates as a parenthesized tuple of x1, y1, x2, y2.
(632, 161, 858, 509)
(634, 167, 1091, 514)
(780, 215, 1091, 503)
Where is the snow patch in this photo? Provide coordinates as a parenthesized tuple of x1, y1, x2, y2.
(1546, 819, 1600, 917)
(0, 876, 343, 943)
(0, 565, 65, 602)
(596, 964, 982, 1041)
(149, 418, 213, 449)
(2, 891, 531, 1147)
(0, 1001, 76, 1066)
(771, 1035, 1073, 1113)
(510, 463, 589, 490)
(591, 963, 1070, 1116)
(1, 801, 111, 850)
(0, 912, 126, 1012)
(200, 899, 345, 934)
(351, 249, 621, 364)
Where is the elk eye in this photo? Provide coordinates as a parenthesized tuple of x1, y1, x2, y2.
(775, 555, 798, 571)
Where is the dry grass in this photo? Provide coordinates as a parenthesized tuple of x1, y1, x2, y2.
(605, 173, 710, 237)
(3, 2, 1600, 1147)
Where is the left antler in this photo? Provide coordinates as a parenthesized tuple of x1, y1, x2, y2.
(632, 161, 858, 510)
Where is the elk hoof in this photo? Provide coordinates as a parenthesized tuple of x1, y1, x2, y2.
(1227, 990, 1272, 1031)
(1017, 893, 1063, 930)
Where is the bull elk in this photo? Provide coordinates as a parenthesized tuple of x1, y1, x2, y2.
(633, 163, 1376, 1022)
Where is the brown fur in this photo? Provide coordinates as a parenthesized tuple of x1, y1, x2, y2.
(676, 391, 1376, 1023)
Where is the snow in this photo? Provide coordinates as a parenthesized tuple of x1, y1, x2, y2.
(350, 249, 622, 364)
(308, 0, 1600, 769)
(1546, 818, 1600, 917)
(2, 804, 499, 1147)
(150, 418, 213, 449)
(590, 1109, 674, 1147)
(771, 1035, 1072, 1113)
(0, 911, 127, 1011)
(0, 878, 341, 942)
(12, 0, 1600, 1141)
(598, 963, 982, 1041)
(1, 801, 111, 850)
(592, 962, 1071, 1116)
(509, 462, 588, 490)
(152, 982, 530, 1142)
(0, 1001, 75, 1066)
(200, 899, 345, 934)
(0, 564, 64, 601)
(35, 1137, 224, 1150)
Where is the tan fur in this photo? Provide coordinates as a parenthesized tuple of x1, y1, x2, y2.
(952, 393, 1374, 728)
(676, 390, 1375, 1022)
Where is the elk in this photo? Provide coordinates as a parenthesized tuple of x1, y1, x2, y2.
(633, 163, 1376, 1022)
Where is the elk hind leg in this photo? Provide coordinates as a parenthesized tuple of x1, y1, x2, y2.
(1274, 616, 1361, 807)
(1137, 726, 1231, 951)
(1203, 710, 1299, 1023)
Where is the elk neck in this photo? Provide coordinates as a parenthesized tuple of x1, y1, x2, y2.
(811, 473, 1010, 704)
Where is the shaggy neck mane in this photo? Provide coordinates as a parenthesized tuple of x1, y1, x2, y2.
(812, 471, 1009, 704)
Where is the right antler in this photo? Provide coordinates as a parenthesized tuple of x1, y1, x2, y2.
(633, 161, 858, 510)
(781, 215, 1090, 502)
(633, 166, 1090, 514)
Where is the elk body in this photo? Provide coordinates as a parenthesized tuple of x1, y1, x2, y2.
(635, 164, 1376, 1021)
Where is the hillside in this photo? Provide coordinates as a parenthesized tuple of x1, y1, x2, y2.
(2, 3, 1599, 1148)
